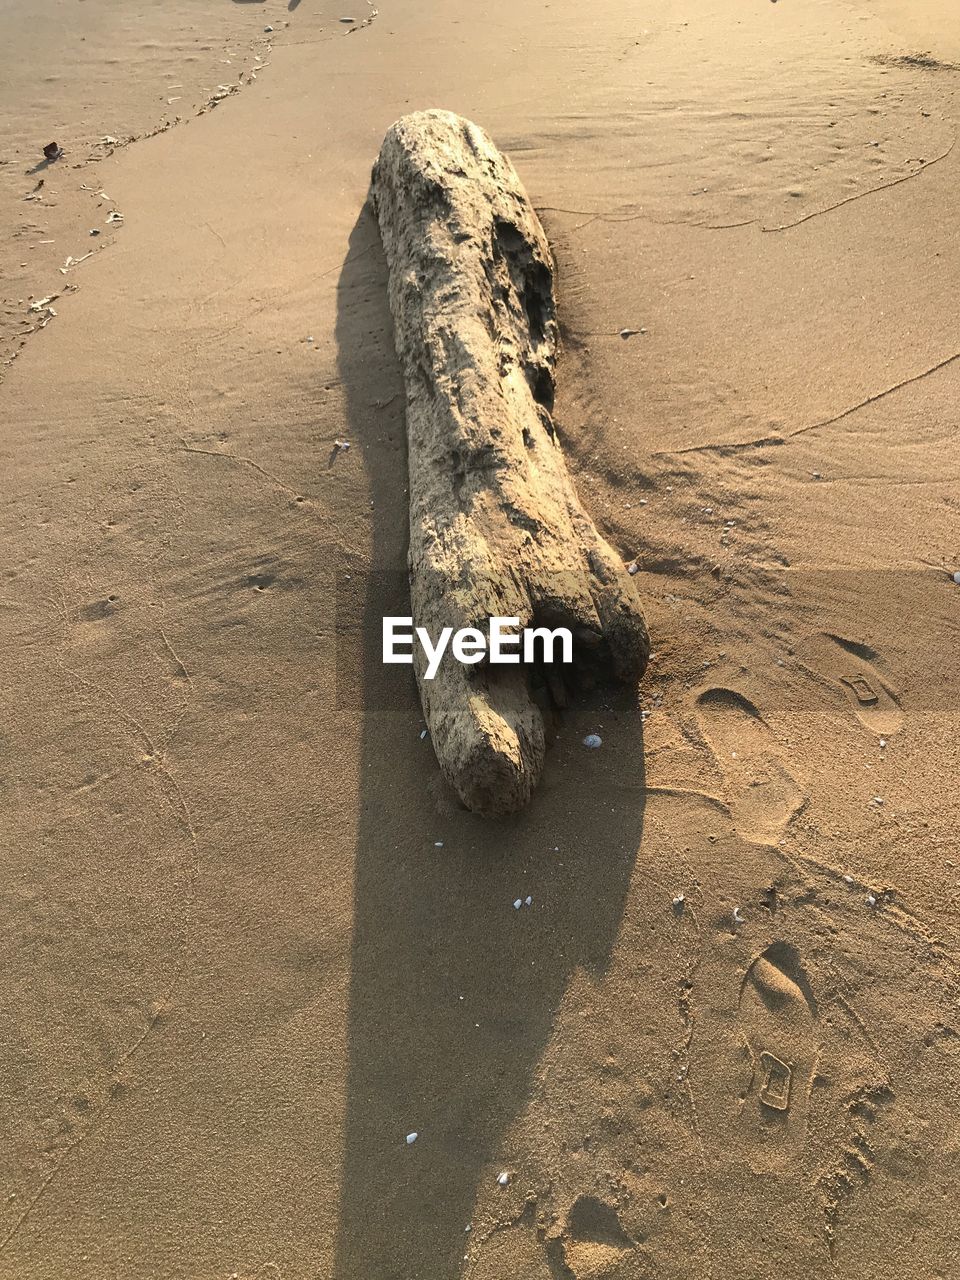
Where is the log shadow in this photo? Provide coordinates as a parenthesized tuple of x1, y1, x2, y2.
(332, 202, 646, 1279)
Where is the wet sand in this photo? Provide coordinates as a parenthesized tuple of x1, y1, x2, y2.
(2, 1, 959, 1277)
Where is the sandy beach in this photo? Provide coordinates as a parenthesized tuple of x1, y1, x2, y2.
(2, 1, 959, 1277)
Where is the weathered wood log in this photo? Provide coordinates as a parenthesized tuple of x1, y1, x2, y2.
(371, 110, 649, 815)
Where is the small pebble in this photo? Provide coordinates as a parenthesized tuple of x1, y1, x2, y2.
(879, 738, 887, 748)
(406, 1132, 418, 1145)
(264, 25, 273, 32)
(843, 874, 854, 885)
(672, 893, 685, 913)
(583, 733, 602, 749)
(525, 895, 532, 906)
(420, 729, 427, 740)
(866, 893, 878, 908)
(497, 1171, 511, 1186)
(626, 561, 639, 576)
(435, 841, 444, 848)
(513, 898, 522, 910)
(953, 571, 960, 585)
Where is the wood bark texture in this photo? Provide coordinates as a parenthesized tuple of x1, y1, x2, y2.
(371, 110, 649, 815)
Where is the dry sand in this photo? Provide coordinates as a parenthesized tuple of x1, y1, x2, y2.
(1, 1, 959, 1277)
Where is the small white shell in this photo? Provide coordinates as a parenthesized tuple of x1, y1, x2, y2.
(525, 895, 532, 906)
(513, 899, 523, 910)
(406, 1132, 418, 1144)
(497, 1171, 511, 1186)
(732, 906, 745, 926)
(672, 893, 685, 911)
(583, 733, 602, 749)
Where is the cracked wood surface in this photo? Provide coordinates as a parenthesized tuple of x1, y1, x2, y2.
(371, 110, 649, 814)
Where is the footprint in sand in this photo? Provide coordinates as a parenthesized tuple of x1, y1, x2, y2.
(798, 633, 903, 737)
(690, 927, 894, 1260)
(737, 942, 820, 1171)
(552, 1195, 636, 1279)
(695, 687, 804, 844)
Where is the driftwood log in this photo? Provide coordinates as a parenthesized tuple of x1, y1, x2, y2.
(371, 110, 649, 815)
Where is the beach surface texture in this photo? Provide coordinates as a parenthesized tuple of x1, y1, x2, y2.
(1, 1, 959, 1277)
